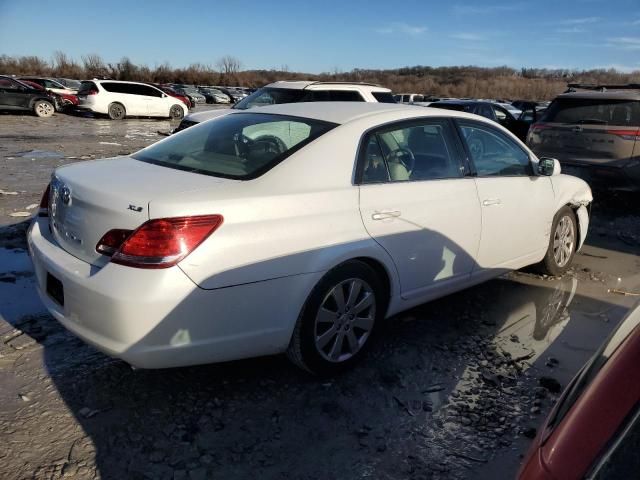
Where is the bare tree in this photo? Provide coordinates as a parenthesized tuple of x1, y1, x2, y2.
(216, 55, 242, 75)
(81, 54, 106, 78)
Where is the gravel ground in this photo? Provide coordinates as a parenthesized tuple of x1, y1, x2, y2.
(1, 109, 639, 480)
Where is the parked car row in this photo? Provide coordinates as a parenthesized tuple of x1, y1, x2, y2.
(0, 75, 258, 120)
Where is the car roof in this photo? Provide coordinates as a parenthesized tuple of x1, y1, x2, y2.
(238, 101, 484, 125)
(556, 91, 640, 101)
(263, 80, 390, 92)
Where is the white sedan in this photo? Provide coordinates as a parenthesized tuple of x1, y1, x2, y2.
(28, 102, 592, 375)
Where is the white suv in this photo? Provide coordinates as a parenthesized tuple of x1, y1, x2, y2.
(174, 80, 395, 132)
(77, 80, 188, 120)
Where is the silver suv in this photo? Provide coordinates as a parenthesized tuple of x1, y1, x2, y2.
(173, 80, 395, 132)
(527, 84, 640, 191)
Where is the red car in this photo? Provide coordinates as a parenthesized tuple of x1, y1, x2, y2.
(519, 303, 640, 479)
(19, 79, 78, 110)
(150, 84, 192, 109)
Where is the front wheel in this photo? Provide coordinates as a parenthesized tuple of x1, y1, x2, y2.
(169, 104, 184, 120)
(34, 100, 54, 118)
(538, 206, 577, 276)
(287, 260, 385, 375)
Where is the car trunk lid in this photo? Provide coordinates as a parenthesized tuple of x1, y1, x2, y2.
(49, 157, 236, 267)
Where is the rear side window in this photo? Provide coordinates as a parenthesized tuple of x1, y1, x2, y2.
(544, 98, 640, 126)
(0, 78, 19, 89)
(372, 92, 397, 103)
(78, 81, 98, 95)
(458, 120, 531, 176)
(328, 91, 365, 102)
(132, 113, 337, 180)
(102, 82, 134, 94)
(360, 119, 464, 183)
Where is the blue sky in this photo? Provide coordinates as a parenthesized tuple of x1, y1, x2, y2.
(1, 0, 639, 73)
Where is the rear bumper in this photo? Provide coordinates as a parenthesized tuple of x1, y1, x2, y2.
(27, 218, 319, 368)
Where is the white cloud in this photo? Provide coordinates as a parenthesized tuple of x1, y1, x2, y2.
(452, 3, 525, 14)
(375, 23, 427, 36)
(449, 32, 485, 41)
(556, 27, 585, 33)
(557, 16, 600, 25)
(606, 37, 640, 50)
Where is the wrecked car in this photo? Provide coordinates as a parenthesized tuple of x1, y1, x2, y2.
(27, 102, 592, 375)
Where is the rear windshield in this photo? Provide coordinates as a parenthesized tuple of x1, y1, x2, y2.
(78, 81, 97, 95)
(543, 98, 640, 126)
(132, 113, 337, 180)
(372, 92, 397, 103)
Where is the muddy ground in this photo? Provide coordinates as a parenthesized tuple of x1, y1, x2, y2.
(1, 109, 639, 480)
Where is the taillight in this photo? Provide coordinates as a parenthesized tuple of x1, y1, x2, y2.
(98, 215, 223, 269)
(87, 88, 98, 95)
(530, 123, 551, 133)
(96, 229, 133, 256)
(38, 184, 51, 217)
(606, 128, 640, 141)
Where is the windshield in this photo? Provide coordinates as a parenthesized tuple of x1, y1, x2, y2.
(372, 92, 397, 103)
(543, 98, 640, 126)
(132, 112, 337, 180)
(233, 88, 310, 110)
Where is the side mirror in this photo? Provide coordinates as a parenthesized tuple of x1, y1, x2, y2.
(538, 157, 561, 176)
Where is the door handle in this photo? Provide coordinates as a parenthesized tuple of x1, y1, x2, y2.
(482, 198, 502, 206)
(372, 210, 402, 220)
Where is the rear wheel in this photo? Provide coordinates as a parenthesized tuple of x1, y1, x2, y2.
(538, 206, 577, 276)
(169, 104, 184, 120)
(34, 100, 54, 118)
(287, 260, 385, 375)
(108, 102, 126, 120)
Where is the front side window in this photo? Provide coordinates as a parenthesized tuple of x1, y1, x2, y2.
(361, 120, 464, 183)
(458, 121, 531, 176)
(492, 105, 508, 121)
(132, 113, 336, 180)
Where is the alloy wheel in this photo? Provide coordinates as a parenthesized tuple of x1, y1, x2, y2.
(553, 215, 575, 268)
(314, 278, 376, 363)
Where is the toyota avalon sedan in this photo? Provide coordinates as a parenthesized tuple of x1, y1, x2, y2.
(27, 102, 592, 375)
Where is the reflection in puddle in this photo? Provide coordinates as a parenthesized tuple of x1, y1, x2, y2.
(492, 276, 577, 366)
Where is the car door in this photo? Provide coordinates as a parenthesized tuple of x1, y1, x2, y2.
(358, 118, 482, 300)
(0, 78, 29, 109)
(137, 84, 166, 116)
(456, 119, 555, 271)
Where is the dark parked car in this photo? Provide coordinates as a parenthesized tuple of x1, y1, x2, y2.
(19, 79, 79, 111)
(519, 302, 640, 479)
(428, 100, 531, 141)
(0, 75, 56, 117)
(527, 84, 640, 191)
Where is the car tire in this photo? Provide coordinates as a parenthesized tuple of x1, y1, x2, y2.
(537, 206, 577, 276)
(108, 102, 126, 120)
(287, 260, 386, 376)
(169, 104, 184, 120)
(33, 100, 54, 118)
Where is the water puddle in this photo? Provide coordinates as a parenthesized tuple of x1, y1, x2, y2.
(13, 149, 64, 159)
